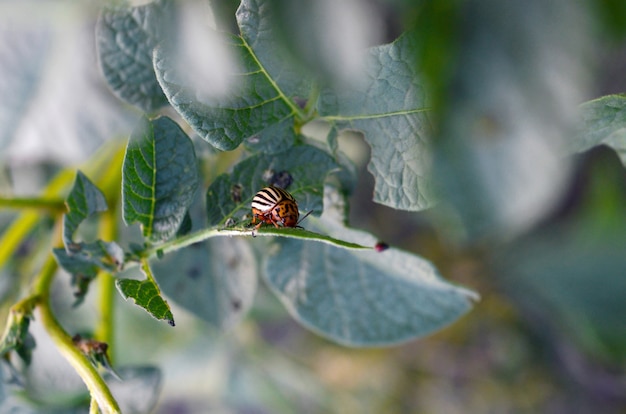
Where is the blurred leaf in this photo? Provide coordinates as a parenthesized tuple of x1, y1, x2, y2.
(261, 0, 383, 87)
(0, 297, 37, 364)
(496, 152, 626, 361)
(433, 0, 592, 239)
(318, 33, 434, 211)
(497, 223, 626, 361)
(0, 3, 136, 163)
(62, 171, 108, 250)
(116, 276, 175, 327)
(152, 237, 257, 330)
(154, 0, 311, 151)
(205, 144, 338, 226)
(122, 116, 199, 243)
(263, 186, 478, 347)
(96, 0, 173, 112)
(55, 171, 123, 305)
(106, 366, 161, 414)
(574, 94, 626, 165)
(53, 241, 125, 306)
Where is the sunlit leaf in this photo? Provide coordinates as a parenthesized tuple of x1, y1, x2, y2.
(122, 116, 199, 243)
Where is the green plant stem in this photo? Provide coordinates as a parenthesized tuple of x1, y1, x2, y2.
(0, 196, 66, 212)
(142, 225, 370, 260)
(35, 242, 120, 413)
(95, 210, 118, 362)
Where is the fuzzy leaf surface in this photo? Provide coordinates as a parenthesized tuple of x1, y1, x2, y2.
(151, 237, 257, 330)
(263, 186, 478, 346)
(153, 0, 310, 151)
(318, 33, 434, 211)
(122, 116, 199, 243)
(96, 0, 172, 112)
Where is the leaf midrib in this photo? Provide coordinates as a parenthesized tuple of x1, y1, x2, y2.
(239, 36, 305, 121)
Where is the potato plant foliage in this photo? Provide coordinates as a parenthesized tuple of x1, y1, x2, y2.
(1, 0, 625, 412)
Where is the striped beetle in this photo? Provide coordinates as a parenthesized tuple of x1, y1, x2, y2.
(251, 186, 310, 230)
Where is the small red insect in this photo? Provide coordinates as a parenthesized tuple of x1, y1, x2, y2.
(251, 186, 310, 230)
(374, 241, 389, 252)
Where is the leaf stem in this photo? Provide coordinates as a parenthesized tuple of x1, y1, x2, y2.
(0, 196, 66, 212)
(143, 225, 370, 260)
(95, 210, 118, 362)
(34, 226, 121, 414)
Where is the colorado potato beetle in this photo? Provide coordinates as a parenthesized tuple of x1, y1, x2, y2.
(251, 186, 310, 230)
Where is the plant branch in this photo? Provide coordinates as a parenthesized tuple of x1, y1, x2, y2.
(0, 196, 66, 212)
(34, 227, 121, 414)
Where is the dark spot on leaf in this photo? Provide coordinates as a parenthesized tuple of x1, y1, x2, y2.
(232, 299, 241, 310)
(168, 319, 175, 327)
(186, 266, 201, 280)
(268, 170, 293, 189)
(293, 96, 307, 109)
(231, 184, 243, 203)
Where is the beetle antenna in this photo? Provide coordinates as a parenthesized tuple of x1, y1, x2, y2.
(296, 210, 313, 227)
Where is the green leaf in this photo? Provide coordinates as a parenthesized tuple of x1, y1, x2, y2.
(96, 0, 173, 112)
(432, 0, 591, 239)
(53, 241, 125, 306)
(263, 186, 478, 347)
(0, 297, 37, 364)
(151, 237, 257, 330)
(317, 33, 434, 211)
(574, 94, 626, 165)
(116, 269, 175, 327)
(122, 116, 199, 243)
(205, 144, 338, 226)
(153, 0, 310, 151)
(243, 118, 297, 154)
(62, 171, 108, 250)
